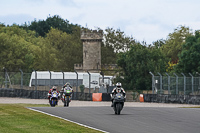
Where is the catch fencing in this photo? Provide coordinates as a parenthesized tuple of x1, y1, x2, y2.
(0, 69, 112, 100)
(147, 72, 200, 104)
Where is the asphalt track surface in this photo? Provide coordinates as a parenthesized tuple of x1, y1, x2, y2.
(30, 106, 200, 133)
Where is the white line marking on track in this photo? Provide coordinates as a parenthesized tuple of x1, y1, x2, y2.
(28, 108, 109, 133)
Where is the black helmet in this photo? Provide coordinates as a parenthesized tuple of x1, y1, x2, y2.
(52, 86, 57, 91)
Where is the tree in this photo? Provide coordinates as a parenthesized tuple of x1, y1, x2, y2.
(26, 15, 81, 37)
(0, 23, 83, 72)
(44, 28, 82, 71)
(0, 25, 42, 72)
(152, 39, 165, 48)
(101, 27, 136, 72)
(104, 28, 135, 53)
(117, 43, 168, 90)
(175, 30, 200, 74)
(101, 42, 117, 64)
(161, 26, 192, 64)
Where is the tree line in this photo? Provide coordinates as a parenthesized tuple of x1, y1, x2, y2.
(0, 15, 200, 90)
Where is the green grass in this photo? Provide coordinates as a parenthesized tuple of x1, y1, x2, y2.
(181, 106, 200, 108)
(0, 104, 102, 133)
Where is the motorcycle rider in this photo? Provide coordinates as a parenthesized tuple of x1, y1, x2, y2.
(62, 82, 72, 89)
(48, 86, 60, 103)
(111, 82, 126, 107)
(60, 82, 73, 101)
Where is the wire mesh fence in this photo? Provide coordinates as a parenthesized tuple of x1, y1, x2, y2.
(150, 72, 200, 95)
(0, 70, 113, 99)
(147, 72, 200, 104)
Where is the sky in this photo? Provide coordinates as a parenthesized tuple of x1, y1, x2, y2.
(0, 0, 200, 44)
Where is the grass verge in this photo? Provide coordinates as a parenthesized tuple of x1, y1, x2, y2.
(181, 106, 200, 108)
(0, 104, 102, 133)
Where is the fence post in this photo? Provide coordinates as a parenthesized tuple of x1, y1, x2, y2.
(149, 72, 155, 94)
(33, 70, 37, 99)
(165, 72, 170, 94)
(157, 72, 163, 94)
(74, 70, 78, 100)
(48, 70, 51, 90)
(198, 72, 200, 91)
(100, 71, 104, 84)
(181, 73, 186, 95)
(189, 73, 194, 95)
(74, 70, 78, 92)
(173, 73, 178, 95)
(19, 69, 23, 89)
(87, 70, 91, 94)
(61, 71, 64, 85)
(3, 67, 8, 89)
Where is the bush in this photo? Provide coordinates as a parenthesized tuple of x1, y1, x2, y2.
(79, 84, 85, 93)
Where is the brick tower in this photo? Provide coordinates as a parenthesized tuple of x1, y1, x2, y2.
(74, 29, 103, 72)
(82, 29, 103, 72)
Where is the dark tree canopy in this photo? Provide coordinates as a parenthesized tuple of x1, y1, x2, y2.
(22, 15, 81, 37)
(116, 44, 168, 90)
(175, 30, 200, 74)
(161, 26, 192, 64)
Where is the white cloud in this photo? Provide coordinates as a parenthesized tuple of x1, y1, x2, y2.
(0, 0, 200, 44)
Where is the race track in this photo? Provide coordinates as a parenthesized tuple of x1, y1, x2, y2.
(30, 106, 200, 133)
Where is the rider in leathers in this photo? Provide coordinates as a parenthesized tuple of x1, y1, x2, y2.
(48, 86, 60, 103)
(60, 82, 73, 101)
(111, 82, 126, 107)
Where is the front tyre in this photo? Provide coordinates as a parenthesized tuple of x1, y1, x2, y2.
(64, 97, 67, 107)
(51, 99, 55, 107)
(67, 96, 69, 107)
(116, 103, 122, 115)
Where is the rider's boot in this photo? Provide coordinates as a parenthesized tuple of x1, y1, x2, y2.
(111, 102, 113, 107)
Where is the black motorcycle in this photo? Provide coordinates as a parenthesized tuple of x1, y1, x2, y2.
(113, 93, 125, 115)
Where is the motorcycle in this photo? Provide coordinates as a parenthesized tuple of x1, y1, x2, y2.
(49, 91, 59, 107)
(62, 87, 73, 107)
(113, 92, 125, 115)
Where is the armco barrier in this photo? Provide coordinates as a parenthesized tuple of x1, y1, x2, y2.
(143, 94, 200, 105)
(92, 93, 111, 101)
(73, 92, 92, 101)
(0, 88, 48, 99)
(0, 88, 112, 101)
(102, 93, 111, 101)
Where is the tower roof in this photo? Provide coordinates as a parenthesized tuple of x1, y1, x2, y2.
(81, 29, 103, 41)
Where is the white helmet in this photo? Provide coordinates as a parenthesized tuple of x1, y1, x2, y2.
(116, 82, 122, 88)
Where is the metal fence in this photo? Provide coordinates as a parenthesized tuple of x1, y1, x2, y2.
(147, 72, 200, 104)
(0, 71, 32, 89)
(0, 70, 113, 99)
(149, 72, 200, 95)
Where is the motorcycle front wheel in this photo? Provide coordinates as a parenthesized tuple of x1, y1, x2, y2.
(116, 103, 122, 115)
(51, 99, 56, 107)
(64, 96, 66, 107)
(67, 96, 69, 107)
